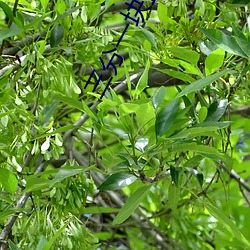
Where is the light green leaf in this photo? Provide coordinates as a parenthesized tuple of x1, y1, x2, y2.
(158, 2, 168, 23)
(134, 59, 150, 98)
(119, 103, 140, 115)
(112, 185, 151, 224)
(205, 49, 225, 75)
(0, 168, 18, 194)
(168, 47, 200, 65)
(198, 106, 208, 122)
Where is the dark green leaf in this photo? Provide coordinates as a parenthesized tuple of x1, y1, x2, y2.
(232, 0, 250, 4)
(185, 167, 204, 187)
(205, 99, 228, 122)
(200, 28, 247, 58)
(98, 172, 137, 191)
(0, 2, 14, 21)
(170, 166, 181, 186)
(50, 24, 64, 47)
(155, 99, 179, 137)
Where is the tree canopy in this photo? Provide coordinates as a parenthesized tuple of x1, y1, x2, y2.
(1, 0, 250, 249)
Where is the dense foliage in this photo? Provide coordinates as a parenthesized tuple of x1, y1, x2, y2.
(1, 0, 250, 249)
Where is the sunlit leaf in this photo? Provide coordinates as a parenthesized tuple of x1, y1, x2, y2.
(0, 168, 18, 194)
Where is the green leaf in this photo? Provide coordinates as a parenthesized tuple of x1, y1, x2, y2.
(112, 185, 151, 224)
(0, 25, 23, 42)
(0, 1, 14, 21)
(200, 28, 247, 58)
(134, 59, 150, 97)
(80, 206, 120, 214)
(151, 86, 166, 111)
(0, 168, 18, 194)
(50, 24, 64, 47)
(205, 49, 225, 75)
(9, 241, 22, 250)
(203, 201, 250, 248)
(185, 167, 204, 187)
(137, 27, 157, 49)
(157, 2, 168, 23)
(40, 0, 49, 9)
(168, 47, 200, 65)
(53, 92, 84, 112)
(157, 67, 195, 83)
(51, 166, 86, 186)
(155, 99, 179, 137)
(170, 166, 181, 186)
(119, 103, 140, 115)
(168, 182, 180, 210)
(198, 106, 208, 122)
(36, 236, 48, 250)
(98, 172, 137, 191)
(194, 121, 231, 129)
(42, 223, 69, 250)
(0, 209, 23, 223)
(176, 70, 231, 98)
(205, 99, 228, 122)
(232, 0, 250, 4)
(170, 126, 220, 139)
(41, 101, 60, 125)
(24, 177, 51, 192)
